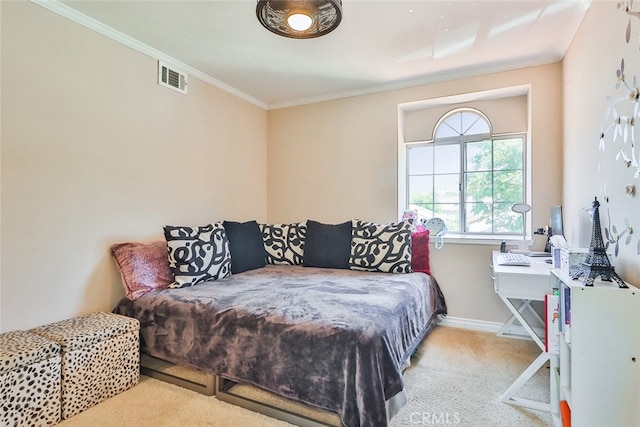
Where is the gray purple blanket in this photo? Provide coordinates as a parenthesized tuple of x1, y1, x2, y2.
(113, 265, 446, 426)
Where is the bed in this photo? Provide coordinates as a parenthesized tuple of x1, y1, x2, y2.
(113, 263, 447, 427)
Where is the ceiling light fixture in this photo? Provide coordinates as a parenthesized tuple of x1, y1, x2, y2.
(256, 0, 343, 39)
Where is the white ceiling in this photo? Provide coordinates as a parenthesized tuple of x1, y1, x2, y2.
(48, 0, 591, 109)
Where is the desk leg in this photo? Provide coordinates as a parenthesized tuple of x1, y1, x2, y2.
(500, 351, 551, 412)
(498, 296, 545, 351)
(497, 299, 539, 339)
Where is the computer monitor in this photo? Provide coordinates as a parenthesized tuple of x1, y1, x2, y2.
(550, 205, 564, 237)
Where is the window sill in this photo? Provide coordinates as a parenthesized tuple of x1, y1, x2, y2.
(437, 234, 533, 246)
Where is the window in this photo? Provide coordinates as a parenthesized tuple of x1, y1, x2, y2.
(405, 108, 527, 237)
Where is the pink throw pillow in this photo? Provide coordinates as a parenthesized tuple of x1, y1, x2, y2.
(411, 229, 431, 275)
(111, 241, 174, 300)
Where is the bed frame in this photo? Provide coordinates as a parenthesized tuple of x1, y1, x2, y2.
(140, 353, 338, 426)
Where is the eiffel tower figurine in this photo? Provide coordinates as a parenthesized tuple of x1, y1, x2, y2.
(570, 197, 628, 288)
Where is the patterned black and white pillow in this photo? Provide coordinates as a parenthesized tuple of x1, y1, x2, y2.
(349, 219, 413, 273)
(164, 223, 231, 288)
(259, 222, 306, 265)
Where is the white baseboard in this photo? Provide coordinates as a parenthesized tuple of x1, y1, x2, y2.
(438, 316, 503, 333)
(438, 316, 538, 342)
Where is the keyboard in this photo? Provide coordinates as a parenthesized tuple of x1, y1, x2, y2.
(497, 253, 530, 266)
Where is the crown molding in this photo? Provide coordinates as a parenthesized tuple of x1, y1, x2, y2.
(30, 0, 268, 110)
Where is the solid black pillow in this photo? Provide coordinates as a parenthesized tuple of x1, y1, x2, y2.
(303, 220, 352, 269)
(223, 220, 266, 274)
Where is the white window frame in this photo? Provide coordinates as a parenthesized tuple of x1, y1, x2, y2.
(398, 86, 532, 245)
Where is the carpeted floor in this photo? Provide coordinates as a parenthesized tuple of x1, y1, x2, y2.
(58, 326, 553, 426)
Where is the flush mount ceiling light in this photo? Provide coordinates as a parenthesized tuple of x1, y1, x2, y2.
(256, 0, 343, 39)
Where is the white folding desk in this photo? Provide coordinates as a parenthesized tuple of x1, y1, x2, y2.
(490, 251, 558, 413)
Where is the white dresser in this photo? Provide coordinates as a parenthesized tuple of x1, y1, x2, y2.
(551, 268, 640, 427)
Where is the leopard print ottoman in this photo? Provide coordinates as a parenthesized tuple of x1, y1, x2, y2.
(30, 312, 140, 420)
(0, 330, 61, 427)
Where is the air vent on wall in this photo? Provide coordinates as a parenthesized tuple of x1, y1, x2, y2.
(158, 61, 187, 94)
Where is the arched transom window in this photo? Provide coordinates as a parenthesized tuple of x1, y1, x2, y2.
(434, 109, 491, 139)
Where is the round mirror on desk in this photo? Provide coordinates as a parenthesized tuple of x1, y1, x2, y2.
(511, 203, 531, 214)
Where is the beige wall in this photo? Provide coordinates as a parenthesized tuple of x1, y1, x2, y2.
(0, 2, 268, 332)
(403, 95, 528, 142)
(267, 64, 563, 324)
(563, 1, 640, 286)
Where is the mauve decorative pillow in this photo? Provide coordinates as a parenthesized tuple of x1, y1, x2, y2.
(411, 228, 431, 275)
(111, 240, 174, 300)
